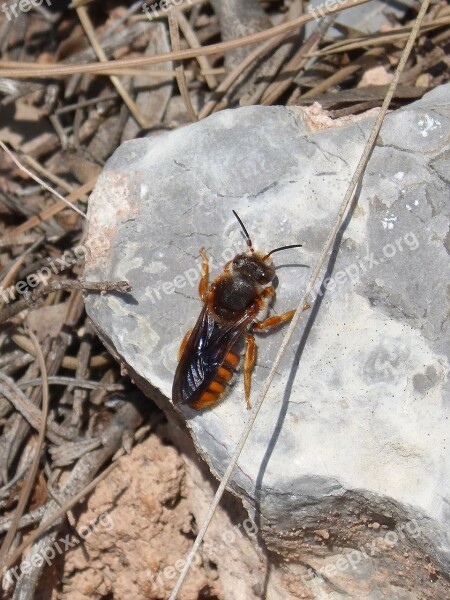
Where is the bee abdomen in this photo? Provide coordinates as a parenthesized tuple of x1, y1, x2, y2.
(190, 351, 240, 410)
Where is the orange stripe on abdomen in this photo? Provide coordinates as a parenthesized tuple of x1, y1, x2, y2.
(190, 355, 240, 410)
(217, 366, 233, 382)
(209, 381, 225, 394)
(191, 391, 217, 410)
(224, 352, 239, 368)
(190, 376, 229, 410)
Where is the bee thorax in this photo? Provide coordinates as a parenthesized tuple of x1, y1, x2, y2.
(212, 274, 257, 320)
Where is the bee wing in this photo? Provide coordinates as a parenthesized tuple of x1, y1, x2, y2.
(172, 304, 252, 406)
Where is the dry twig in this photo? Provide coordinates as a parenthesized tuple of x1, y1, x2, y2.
(0, 279, 132, 325)
(0, 329, 49, 567)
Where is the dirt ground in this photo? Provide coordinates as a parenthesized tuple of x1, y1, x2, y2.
(48, 424, 278, 600)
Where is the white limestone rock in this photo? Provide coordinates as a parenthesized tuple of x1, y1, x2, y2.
(84, 85, 450, 597)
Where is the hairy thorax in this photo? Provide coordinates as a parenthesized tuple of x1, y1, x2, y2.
(211, 274, 259, 321)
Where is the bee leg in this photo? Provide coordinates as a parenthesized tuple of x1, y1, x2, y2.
(244, 333, 257, 409)
(259, 286, 311, 318)
(198, 247, 209, 302)
(261, 285, 275, 301)
(177, 328, 193, 360)
(252, 310, 296, 332)
(253, 302, 311, 331)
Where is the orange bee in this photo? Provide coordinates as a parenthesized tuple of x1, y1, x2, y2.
(172, 211, 302, 410)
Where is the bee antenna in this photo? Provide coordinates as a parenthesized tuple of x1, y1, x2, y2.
(264, 244, 303, 259)
(232, 210, 253, 252)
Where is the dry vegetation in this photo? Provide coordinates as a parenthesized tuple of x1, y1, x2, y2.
(0, 0, 449, 598)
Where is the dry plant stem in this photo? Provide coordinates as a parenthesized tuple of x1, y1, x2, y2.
(73, 74, 90, 149)
(198, 34, 287, 119)
(175, 9, 217, 89)
(296, 47, 387, 101)
(11, 336, 110, 370)
(5, 461, 115, 600)
(168, 8, 198, 122)
(237, 0, 304, 106)
(99, 0, 143, 38)
(0, 330, 49, 568)
(18, 377, 124, 391)
(89, 370, 118, 406)
(130, 0, 206, 21)
(0, 256, 26, 309)
(0, 235, 36, 249)
(168, 0, 432, 596)
(49, 113, 68, 149)
(6, 176, 96, 239)
(0, 239, 46, 283)
(55, 92, 121, 114)
(0, 0, 371, 78)
(0, 350, 33, 372)
(299, 65, 361, 100)
(21, 155, 75, 194)
(261, 15, 336, 106)
(0, 372, 71, 442)
(89, 68, 178, 76)
(6, 295, 86, 478)
(72, 321, 94, 426)
(307, 16, 450, 57)
(75, 5, 149, 129)
(0, 279, 132, 325)
(0, 506, 46, 535)
(0, 337, 51, 488)
(0, 141, 86, 219)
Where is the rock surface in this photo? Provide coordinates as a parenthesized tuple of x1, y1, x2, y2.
(84, 85, 450, 597)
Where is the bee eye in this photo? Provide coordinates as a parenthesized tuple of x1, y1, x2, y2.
(232, 255, 245, 269)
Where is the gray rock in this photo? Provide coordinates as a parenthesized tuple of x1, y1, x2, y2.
(84, 85, 450, 597)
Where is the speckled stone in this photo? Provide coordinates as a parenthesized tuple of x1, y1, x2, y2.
(84, 85, 450, 596)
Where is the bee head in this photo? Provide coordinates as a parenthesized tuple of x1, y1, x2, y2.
(231, 253, 275, 285)
(231, 210, 302, 284)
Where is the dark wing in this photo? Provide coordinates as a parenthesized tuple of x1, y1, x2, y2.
(172, 304, 252, 406)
